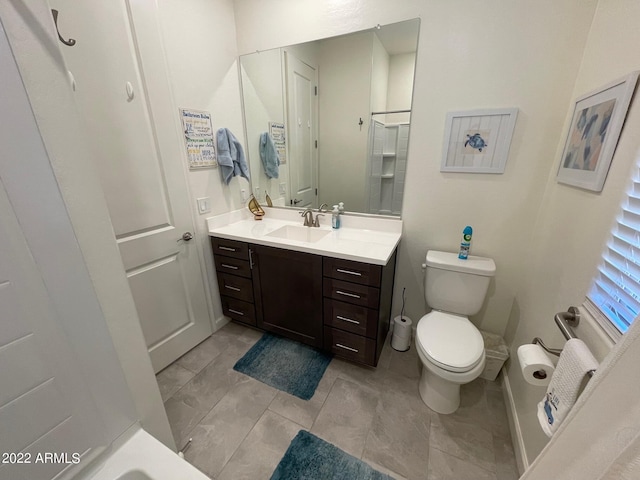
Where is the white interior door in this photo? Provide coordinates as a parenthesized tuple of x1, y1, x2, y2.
(285, 52, 318, 208)
(51, 0, 211, 372)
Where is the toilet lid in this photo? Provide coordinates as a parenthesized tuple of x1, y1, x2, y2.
(417, 312, 484, 373)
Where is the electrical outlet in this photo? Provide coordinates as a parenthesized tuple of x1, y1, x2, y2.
(279, 183, 286, 195)
(197, 197, 211, 214)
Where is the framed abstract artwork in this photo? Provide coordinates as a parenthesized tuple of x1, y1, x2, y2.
(557, 71, 639, 192)
(441, 108, 518, 174)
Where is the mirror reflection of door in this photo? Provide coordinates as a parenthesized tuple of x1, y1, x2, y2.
(239, 19, 419, 215)
(285, 52, 318, 208)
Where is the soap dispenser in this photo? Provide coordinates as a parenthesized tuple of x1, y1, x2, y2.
(331, 205, 341, 229)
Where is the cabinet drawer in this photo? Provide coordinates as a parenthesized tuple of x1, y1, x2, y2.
(214, 255, 252, 278)
(217, 272, 254, 302)
(324, 327, 375, 365)
(221, 296, 256, 326)
(323, 257, 381, 287)
(323, 298, 377, 338)
(323, 278, 380, 309)
(211, 237, 250, 260)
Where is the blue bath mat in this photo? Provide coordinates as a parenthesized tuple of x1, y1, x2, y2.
(271, 431, 393, 480)
(233, 333, 331, 400)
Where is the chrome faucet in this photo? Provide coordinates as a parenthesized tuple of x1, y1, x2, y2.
(300, 208, 314, 227)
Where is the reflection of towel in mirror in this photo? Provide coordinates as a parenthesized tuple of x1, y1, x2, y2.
(259, 132, 280, 179)
(216, 128, 250, 185)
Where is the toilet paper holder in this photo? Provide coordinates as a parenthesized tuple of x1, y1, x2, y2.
(531, 306, 596, 378)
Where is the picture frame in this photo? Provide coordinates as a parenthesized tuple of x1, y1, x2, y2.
(441, 107, 518, 174)
(556, 71, 639, 192)
(180, 108, 217, 169)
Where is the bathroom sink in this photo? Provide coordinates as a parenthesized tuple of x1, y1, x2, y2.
(266, 225, 331, 243)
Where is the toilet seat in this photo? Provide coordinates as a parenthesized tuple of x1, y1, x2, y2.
(416, 311, 484, 373)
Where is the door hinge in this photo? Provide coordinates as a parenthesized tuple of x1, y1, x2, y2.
(315, 140, 318, 148)
(314, 86, 318, 96)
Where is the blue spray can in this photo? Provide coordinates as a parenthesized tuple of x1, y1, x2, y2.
(458, 226, 473, 260)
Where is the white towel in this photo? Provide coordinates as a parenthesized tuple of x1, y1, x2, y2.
(537, 338, 598, 437)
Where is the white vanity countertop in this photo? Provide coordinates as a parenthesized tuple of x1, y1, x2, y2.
(207, 207, 402, 265)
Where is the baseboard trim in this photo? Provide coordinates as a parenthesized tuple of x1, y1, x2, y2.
(501, 368, 529, 475)
(214, 315, 230, 331)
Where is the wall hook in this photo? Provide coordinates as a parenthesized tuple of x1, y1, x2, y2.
(358, 117, 364, 130)
(51, 9, 76, 47)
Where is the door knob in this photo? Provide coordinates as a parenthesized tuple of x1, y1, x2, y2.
(180, 232, 194, 242)
(293, 198, 302, 205)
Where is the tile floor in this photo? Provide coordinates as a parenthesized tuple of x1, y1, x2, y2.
(157, 322, 520, 480)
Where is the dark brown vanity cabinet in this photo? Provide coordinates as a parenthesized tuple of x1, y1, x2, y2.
(251, 244, 323, 348)
(211, 236, 396, 366)
(322, 253, 396, 366)
(212, 237, 257, 327)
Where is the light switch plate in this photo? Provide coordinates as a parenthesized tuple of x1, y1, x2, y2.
(197, 197, 211, 214)
(279, 183, 286, 195)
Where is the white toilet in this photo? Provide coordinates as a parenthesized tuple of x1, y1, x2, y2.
(415, 250, 496, 414)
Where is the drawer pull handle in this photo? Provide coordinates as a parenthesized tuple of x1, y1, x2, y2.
(336, 290, 361, 299)
(336, 315, 360, 325)
(336, 268, 362, 276)
(221, 263, 239, 270)
(219, 246, 236, 252)
(336, 343, 359, 353)
(228, 308, 244, 316)
(225, 285, 241, 292)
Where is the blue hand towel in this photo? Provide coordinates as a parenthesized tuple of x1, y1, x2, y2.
(216, 128, 250, 185)
(259, 132, 280, 179)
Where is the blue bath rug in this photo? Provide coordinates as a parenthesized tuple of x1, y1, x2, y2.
(271, 431, 393, 480)
(233, 333, 332, 400)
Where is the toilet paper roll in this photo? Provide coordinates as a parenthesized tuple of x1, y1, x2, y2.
(517, 344, 555, 386)
(391, 316, 412, 351)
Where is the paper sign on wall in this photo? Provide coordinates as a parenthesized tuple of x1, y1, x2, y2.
(269, 122, 287, 165)
(180, 109, 217, 169)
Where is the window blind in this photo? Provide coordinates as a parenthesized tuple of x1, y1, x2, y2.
(587, 177, 640, 336)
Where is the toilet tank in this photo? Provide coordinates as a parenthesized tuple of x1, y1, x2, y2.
(425, 251, 496, 316)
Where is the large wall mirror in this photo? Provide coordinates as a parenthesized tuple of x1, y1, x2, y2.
(239, 18, 420, 216)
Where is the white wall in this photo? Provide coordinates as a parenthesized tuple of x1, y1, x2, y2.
(317, 31, 373, 211)
(386, 52, 415, 124)
(371, 34, 390, 113)
(283, 42, 320, 71)
(240, 49, 288, 205)
(505, 0, 640, 465)
(157, 0, 249, 329)
(234, 0, 597, 338)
